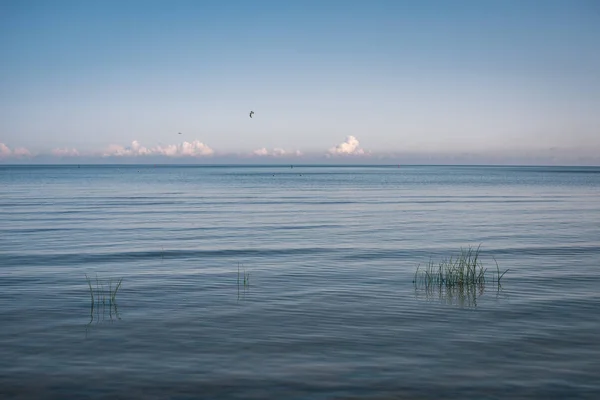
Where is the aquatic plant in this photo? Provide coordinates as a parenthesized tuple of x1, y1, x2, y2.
(237, 263, 250, 288)
(244, 268, 250, 287)
(237, 263, 251, 301)
(109, 277, 123, 305)
(413, 245, 508, 289)
(85, 274, 94, 306)
(85, 274, 123, 307)
(413, 245, 508, 308)
(85, 274, 122, 327)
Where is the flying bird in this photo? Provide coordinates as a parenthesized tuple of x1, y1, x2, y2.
(178, 132, 182, 135)
(249, 111, 254, 118)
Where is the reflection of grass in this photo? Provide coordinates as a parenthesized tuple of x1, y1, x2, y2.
(85, 274, 122, 332)
(415, 282, 485, 308)
(413, 246, 509, 308)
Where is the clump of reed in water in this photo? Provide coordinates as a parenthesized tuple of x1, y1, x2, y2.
(413, 245, 508, 289)
(85, 274, 123, 325)
(86, 274, 123, 307)
(237, 263, 251, 301)
(237, 263, 250, 288)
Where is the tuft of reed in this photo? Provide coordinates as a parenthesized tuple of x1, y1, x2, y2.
(85, 274, 123, 326)
(237, 263, 251, 301)
(413, 245, 508, 308)
(413, 245, 509, 289)
(85, 274, 94, 308)
(244, 268, 250, 287)
(237, 263, 250, 288)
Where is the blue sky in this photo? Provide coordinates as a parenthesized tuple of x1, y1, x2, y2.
(1, 0, 599, 164)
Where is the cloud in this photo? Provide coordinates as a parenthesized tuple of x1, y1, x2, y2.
(328, 136, 365, 155)
(272, 148, 289, 157)
(251, 147, 303, 157)
(0, 143, 10, 157)
(0, 143, 31, 159)
(103, 140, 214, 157)
(52, 147, 80, 157)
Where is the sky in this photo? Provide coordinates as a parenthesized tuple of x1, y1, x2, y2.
(1, 0, 599, 164)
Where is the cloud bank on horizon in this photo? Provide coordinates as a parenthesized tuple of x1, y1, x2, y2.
(2, 135, 600, 165)
(0, 143, 31, 158)
(2, 136, 600, 165)
(0, 136, 365, 160)
(103, 140, 214, 157)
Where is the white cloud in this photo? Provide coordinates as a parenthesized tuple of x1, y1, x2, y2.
(272, 148, 287, 156)
(328, 135, 365, 155)
(130, 140, 150, 155)
(0, 143, 10, 157)
(0, 143, 31, 159)
(178, 140, 214, 156)
(103, 140, 214, 157)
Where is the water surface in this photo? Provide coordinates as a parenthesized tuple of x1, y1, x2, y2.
(1, 165, 599, 399)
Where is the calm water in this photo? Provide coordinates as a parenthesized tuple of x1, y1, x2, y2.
(1, 165, 599, 399)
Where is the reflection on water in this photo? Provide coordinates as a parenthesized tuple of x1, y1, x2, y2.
(414, 281, 498, 308)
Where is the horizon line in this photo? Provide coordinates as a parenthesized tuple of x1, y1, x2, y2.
(2, 163, 599, 168)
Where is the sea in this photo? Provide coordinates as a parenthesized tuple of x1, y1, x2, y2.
(1, 164, 599, 400)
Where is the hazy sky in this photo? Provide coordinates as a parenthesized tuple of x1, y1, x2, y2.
(1, 0, 599, 164)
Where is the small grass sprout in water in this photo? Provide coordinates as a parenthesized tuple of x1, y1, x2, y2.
(85, 274, 123, 328)
(237, 262, 250, 287)
(237, 263, 251, 300)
